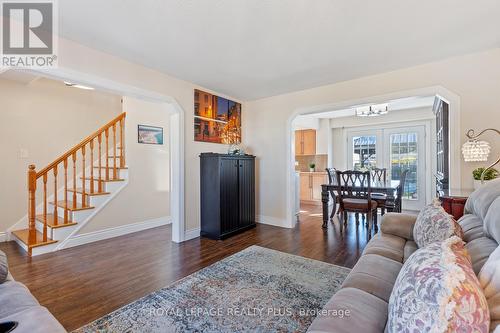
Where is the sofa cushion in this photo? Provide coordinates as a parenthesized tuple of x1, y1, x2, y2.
(413, 201, 464, 248)
(458, 214, 486, 242)
(0, 250, 7, 284)
(0, 306, 66, 333)
(0, 280, 40, 319)
(484, 196, 500, 244)
(342, 254, 402, 302)
(387, 237, 490, 333)
(465, 178, 500, 220)
(307, 287, 387, 333)
(466, 237, 499, 275)
(380, 213, 417, 241)
(479, 245, 500, 332)
(403, 240, 417, 262)
(362, 233, 405, 263)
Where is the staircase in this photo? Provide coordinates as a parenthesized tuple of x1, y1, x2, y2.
(10, 113, 128, 256)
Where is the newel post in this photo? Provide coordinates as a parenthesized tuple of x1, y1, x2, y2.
(27, 165, 37, 246)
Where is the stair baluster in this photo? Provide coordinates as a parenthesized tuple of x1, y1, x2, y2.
(90, 139, 95, 194)
(81, 146, 86, 207)
(53, 165, 58, 226)
(113, 124, 117, 180)
(72, 152, 77, 208)
(98, 134, 103, 192)
(27, 165, 37, 250)
(105, 129, 109, 181)
(64, 158, 68, 224)
(42, 174, 47, 240)
(120, 116, 125, 168)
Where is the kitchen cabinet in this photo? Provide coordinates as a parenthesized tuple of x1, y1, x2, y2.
(295, 129, 316, 155)
(300, 172, 328, 205)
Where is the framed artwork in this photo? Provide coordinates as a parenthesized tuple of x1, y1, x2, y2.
(194, 89, 241, 144)
(138, 125, 163, 145)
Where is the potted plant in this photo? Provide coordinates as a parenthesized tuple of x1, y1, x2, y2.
(309, 163, 316, 172)
(473, 167, 499, 189)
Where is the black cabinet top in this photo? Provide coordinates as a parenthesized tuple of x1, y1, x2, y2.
(200, 153, 255, 159)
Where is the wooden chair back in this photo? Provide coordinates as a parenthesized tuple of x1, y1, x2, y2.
(371, 168, 387, 183)
(395, 169, 410, 212)
(336, 170, 372, 201)
(326, 168, 337, 186)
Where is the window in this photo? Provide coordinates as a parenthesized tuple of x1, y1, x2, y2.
(352, 135, 377, 170)
(390, 132, 418, 200)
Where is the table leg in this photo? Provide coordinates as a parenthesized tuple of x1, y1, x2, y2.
(322, 186, 329, 228)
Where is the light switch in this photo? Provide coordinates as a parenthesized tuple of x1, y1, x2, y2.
(19, 148, 29, 159)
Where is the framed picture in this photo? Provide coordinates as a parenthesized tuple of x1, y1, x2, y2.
(194, 89, 241, 144)
(138, 125, 163, 145)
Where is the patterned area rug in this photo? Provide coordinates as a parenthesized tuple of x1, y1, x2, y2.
(74, 246, 350, 333)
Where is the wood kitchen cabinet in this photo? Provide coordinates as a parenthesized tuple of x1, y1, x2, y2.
(295, 129, 316, 155)
(300, 172, 328, 205)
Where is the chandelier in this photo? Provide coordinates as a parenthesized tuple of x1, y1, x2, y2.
(355, 103, 389, 117)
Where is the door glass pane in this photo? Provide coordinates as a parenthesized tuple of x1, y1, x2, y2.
(390, 132, 418, 200)
(352, 136, 377, 171)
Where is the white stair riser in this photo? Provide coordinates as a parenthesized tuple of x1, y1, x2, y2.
(34, 220, 77, 240)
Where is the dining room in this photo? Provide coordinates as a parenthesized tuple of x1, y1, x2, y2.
(292, 95, 444, 235)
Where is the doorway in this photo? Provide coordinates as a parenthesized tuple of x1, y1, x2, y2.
(347, 124, 427, 211)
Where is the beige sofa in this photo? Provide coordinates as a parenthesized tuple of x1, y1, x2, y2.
(308, 179, 500, 333)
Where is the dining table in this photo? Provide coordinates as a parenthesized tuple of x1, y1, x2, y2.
(321, 179, 401, 228)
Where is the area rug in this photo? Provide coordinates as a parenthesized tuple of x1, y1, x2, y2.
(74, 246, 350, 333)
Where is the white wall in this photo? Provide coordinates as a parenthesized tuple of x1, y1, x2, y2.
(53, 37, 243, 235)
(0, 77, 121, 233)
(77, 97, 171, 234)
(244, 48, 500, 226)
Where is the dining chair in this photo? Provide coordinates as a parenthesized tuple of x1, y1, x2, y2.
(370, 168, 388, 215)
(386, 169, 409, 213)
(325, 168, 338, 219)
(336, 170, 378, 233)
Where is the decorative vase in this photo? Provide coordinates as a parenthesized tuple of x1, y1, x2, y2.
(474, 179, 490, 190)
(309, 167, 315, 172)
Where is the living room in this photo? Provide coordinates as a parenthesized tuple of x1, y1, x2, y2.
(0, 1, 499, 333)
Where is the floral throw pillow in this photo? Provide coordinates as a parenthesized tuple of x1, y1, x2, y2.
(413, 200, 464, 248)
(387, 237, 490, 333)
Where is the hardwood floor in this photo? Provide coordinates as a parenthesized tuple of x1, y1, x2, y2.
(0, 204, 373, 331)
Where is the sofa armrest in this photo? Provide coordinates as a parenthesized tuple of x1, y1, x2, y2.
(380, 213, 417, 241)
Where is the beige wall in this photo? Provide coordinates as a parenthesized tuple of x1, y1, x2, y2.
(57, 38, 241, 233)
(78, 97, 171, 234)
(0, 77, 121, 233)
(244, 48, 500, 225)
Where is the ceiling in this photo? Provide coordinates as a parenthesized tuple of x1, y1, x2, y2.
(58, 0, 500, 100)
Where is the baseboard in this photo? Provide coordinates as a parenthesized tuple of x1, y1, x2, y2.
(184, 228, 200, 241)
(256, 215, 290, 228)
(0, 232, 7, 243)
(62, 216, 171, 249)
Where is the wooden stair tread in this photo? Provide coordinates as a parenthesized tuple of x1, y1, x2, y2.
(51, 201, 94, 211)
(12, 229, 57, 248)
(35, 214, 78, 228)
(68, 188, 110, 196)
(81, 177, 125, 182)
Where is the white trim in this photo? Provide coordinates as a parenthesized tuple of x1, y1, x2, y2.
(22, 67, 186, 245)
(256, 215, 290, 228)
(184, 228, 200, 241)
(0, 232, 7, 242)
(63, 216, 171, 249)
(286, 85, 461, 229)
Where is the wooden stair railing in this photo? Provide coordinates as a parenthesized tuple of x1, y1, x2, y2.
(25, 113, 126, 254)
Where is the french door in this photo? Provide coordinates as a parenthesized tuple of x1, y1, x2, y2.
(347, 125, 426, 211)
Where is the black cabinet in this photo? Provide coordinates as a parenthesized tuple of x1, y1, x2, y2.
(200, 153, 256, 239)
